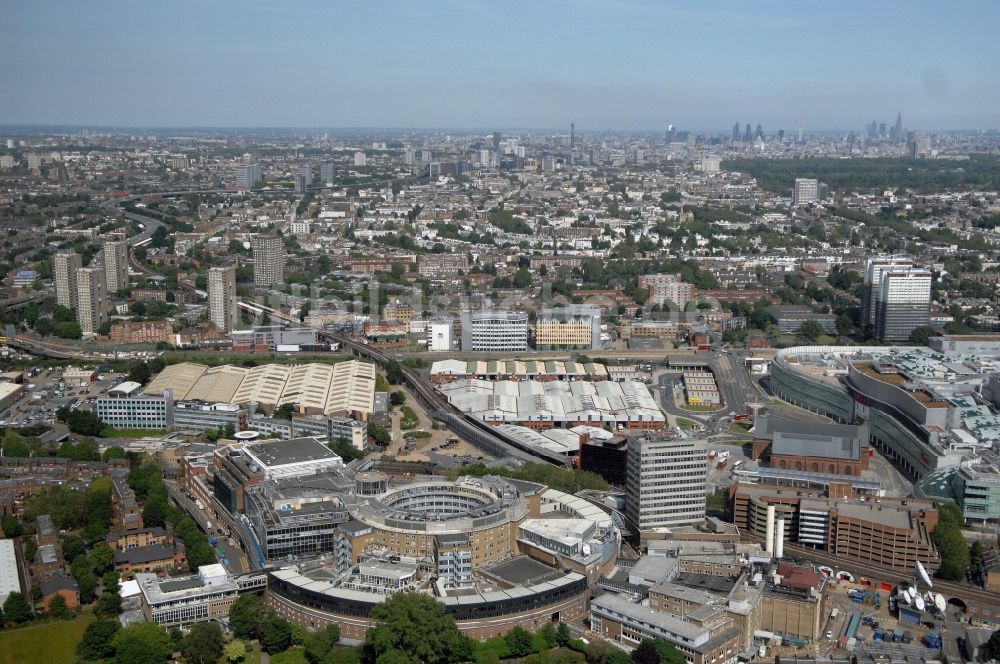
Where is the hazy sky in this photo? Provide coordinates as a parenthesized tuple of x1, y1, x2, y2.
(3, 0, 999, 131)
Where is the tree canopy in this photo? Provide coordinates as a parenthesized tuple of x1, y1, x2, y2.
(364, 592, 473, 664)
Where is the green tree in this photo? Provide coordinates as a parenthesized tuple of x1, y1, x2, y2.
(539, 623, 559, 649)
(111, 622, 173, 664)
(47, 592, 71, 618)
(988, 629, 1000, 660)
(304, 624, 342, 663)
(225, 639, 248, 663)
(505, 626, 535, 657)
(62, 534, 87, 563)
(102, 445, 128, 462)
(932, 502, 971, 581)
(77, 619, 122, 661)
(54, 321, 83, 339)
(908, 325, 935, 346)
(229, 593, 268, 640)
(183, 621, 225, 664)
(795, 319, 824, 342)
(1, 514, 24, 538)
(386, 360, 404, 385)
(3, 591, 32, 623)
(652, 639, 686, 664)
(556, 622, 571, 647)
(365, 593, 470, 664)
(1, 430, 30, 458)
(90, 541, 114, 575)
(275, 403, 297, 421)
(631, 640, 661, 664)
(262, 612, 293, 654)
(97, 587, 124, 616)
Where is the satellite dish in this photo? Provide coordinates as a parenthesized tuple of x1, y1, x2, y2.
(916, 561, 933, 588)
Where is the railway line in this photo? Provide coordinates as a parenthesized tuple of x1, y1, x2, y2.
(235, 300, 572, 467)
(742, 531, 999, 609)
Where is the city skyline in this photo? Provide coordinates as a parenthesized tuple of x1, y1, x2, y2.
(3, 0, 999, 130)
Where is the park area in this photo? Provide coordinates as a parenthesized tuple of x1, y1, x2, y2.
(0, 614, 95, 664)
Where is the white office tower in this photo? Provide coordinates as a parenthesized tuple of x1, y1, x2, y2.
(104, 239, 130, 293)
(354, 151, 367, 167)
(234, 164, 262, 190)
(53, 252, 82, 309)
(875, 268, 932, 342)
(427, 320, 453, 351)
(208, 265, 238, 332)
(459, 311, 528, 352)
(76, 267, 107, 336)
(626, 436, 707, 531)
(792, 178, 819, 205)
(251, 235, 286, 288)
(862, 256, 913, 333)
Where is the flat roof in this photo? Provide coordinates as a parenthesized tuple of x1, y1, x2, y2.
(244, 437, 339, 469)
(483, 555, 566, 586)
(0, 539, 20, 604)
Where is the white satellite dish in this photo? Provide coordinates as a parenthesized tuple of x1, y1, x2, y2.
(916, 560, 933, 588)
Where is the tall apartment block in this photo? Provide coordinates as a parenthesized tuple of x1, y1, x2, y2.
(320, 163, 335, 186)
(208, 265, 238, 332)
(104, 239, 130, 293)
(875, 268, 932, 342)
(76, 267, 107, 336)
(251, 235, 286, 288)
(459, 311, 529, 352)
(638, 274, 694, 307)
(234, 164, 262, 190)
(53, 252, 82, 309)
(792, 178, 819, 206)
(297, 165, 313, 188)
(534, 305, 602, 350)
(626, 436, 707, 531)
(862, 256, 913, 334)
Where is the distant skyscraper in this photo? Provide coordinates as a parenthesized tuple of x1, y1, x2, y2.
(666, 124, 676, 144)
(570, 123, 576, 148)
(908, 132, 931, 158)
(792, 178, 819, 206)
(777, 129, 785, 140)
(893, 111, 903, 144)
(294, 175, 307, 193)
(862, 256, 913, 333)
(103, 239, 129, 293)
(732, 122, 740, 142)
(354, 151, 367, 167)
(26, 153, 41, 170)
(76, 267, 107, 336)
(492, 132, 501, 151)
(234, 164, 261, 190)
(875, 268, 932, 342)
(297, 165, 313, 188)
(755, 124, 764, 140)
(251, 235, 286, 288)
(53, 252, 81, 310)
(879, 122, 887, 137)
(208, 265, 238, 332)
(744, 123, 752, 143)
(403, 149, 415, 166)
(320, 162, 335, 185)
(798, 126, 804, 143)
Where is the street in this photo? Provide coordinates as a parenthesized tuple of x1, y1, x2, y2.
(164, 479, 249, 574)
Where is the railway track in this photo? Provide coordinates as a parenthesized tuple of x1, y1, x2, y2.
(743, 532, 1000, 607)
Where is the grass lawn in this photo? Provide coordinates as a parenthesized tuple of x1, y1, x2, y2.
(681, 404, 723, 412)
(270, 648, 310, 664)
(0, 614, 95, 664)
(676, 417, 698, 430)
(728, 422, 752, 434)
(100, 427, 168, 438)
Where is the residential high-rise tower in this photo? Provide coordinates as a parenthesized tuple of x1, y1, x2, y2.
(76, 267, 107, 336)
(53, 252, 82, 310)
(208, 265, 238, 332)
(251, 235, 286, 288)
